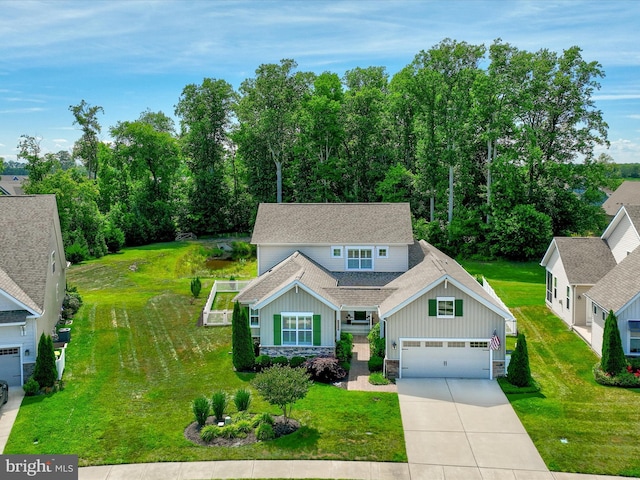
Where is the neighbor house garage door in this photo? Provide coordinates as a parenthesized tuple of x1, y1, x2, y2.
(400, 339, 491, 379)
(0, 347, 21, 386)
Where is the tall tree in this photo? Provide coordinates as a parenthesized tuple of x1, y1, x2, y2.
(17, 135, 54, 182)
(175, 78, 237, 234)
(231, 302, 255, 372)
(69, 100, 104, 179)
(601, 310, 626, 376)
(235, 59, 310, 203)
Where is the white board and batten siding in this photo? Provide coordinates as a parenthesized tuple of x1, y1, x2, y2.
(258, 287, 337, 347)
(0, 318, 37, 386)
(543, 246, 573, 327)
(257, 244, 409, 275)
(606, 213, 640, 264)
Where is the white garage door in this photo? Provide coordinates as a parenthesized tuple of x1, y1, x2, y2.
(0, 347, 22, 386)
(400, 339, 491, 379)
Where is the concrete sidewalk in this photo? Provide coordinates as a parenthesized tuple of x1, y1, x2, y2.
(0, 386, 24, 453)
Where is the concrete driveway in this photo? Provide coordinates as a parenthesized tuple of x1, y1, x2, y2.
(397, 378, 553, 480)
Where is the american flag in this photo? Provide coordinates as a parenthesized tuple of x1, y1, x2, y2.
(490, 330, 501, 351)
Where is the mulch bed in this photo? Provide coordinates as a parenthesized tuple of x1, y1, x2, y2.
(184, 415, 300, 447)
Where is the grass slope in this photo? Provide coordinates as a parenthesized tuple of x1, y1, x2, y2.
(463, 259, 640, 477)
(5, 242, 405, 465)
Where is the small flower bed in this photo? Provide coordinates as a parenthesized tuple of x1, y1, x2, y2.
(593, 363, 640, 388)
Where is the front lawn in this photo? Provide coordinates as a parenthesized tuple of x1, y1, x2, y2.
(5, 241, 405, 465)
(463, 259, 640, 477)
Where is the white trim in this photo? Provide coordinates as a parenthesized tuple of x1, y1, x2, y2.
(380, 274, 514, 321)
(254, 279, 340, 312)
(281, 312, 314, 346)
(377, 246, 389, 258)
(398, 336, 493, 380)
(0, 288, 41, 317)
(331, 246, 343, 258)
(539, 238, 558, 267)
(0, 343, 24, 386)
(345, 246, 374, 271)
(436, 296, 455, 318)
(602, 206, 640, 242)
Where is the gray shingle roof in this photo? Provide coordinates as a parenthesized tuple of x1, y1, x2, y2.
(603, 181, 640, 216)
(553, 237, 616, 285)
(251, 203, 414, 245)
(585, 247, 640, 313)
(623, 205, 640, 231)
(0, 195, 61, 314)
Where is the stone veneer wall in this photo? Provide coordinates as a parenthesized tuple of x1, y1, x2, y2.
(23, 362, 35, 383)
(384, 359, 399, 380)
(492, 360, 505, 378)
(260, 346, 335, 358)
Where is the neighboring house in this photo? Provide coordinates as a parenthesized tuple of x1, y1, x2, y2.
(602, 181, 640, 219)
(541, 205, 640, 356)
(0, 195, 67, 386)
(0, 175, 27, 196)
(236, 203, 514, 379)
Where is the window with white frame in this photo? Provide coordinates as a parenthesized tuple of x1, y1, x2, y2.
(282, 313, 313, 346)
(437, 297, 455, 318)
(250, 308, 259, 327)
(331, 246, 343, 258)
(346, 247, 373, 270)
(629, 321, 640, 354)
(566, 286, 571, 310)
(377, 246, 389, 258)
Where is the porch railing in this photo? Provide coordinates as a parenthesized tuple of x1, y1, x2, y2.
(202, 280, 251, 326)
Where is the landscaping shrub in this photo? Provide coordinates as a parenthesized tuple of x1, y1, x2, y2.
(232, 302, 255, 372)
(593, 364, 640, 387)
(305, 356, 347, 383)
(272, 356, 289, 366)
(255, 355, 272, 371)
(104, 221, 125, 253)
(33, 333, 57, 389)
(256, 422, 275, 441)
(233, 411, 252, 423)
(234, 419, 253, 435)
(23, 377, 39, 396)
(369, 372, 390, 385)
(65, 240, 90, 264)
(252, 364, 311, 419)
(336, 332, 353, 363)
(190, 277, 202, 299)
(340, 361, 351, 373)
(367, 323, 385, 358)
(368, 356, 384, 373)
(233, 388, 252, 412)
(210, 391, 228, 421)
(61, 285, 83, 320)
(192, 395, 210, 426)
(220, 424, 240, 439)
(253, 412, 274, 427)
(200, 425, 221, 442)
(507, 332, 532, 387)
(601, 310, 626, 376)
(289, 356, 306, 368)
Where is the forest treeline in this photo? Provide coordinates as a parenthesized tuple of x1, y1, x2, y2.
(9, 39, 620, 262)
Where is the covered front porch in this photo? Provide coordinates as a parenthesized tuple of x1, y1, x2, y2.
(340, 309, 379, 335)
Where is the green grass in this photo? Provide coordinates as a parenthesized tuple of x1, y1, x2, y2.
(5, 241, 405, 466)
(212, 292, 237, 311)
(463, 259, 640, 477)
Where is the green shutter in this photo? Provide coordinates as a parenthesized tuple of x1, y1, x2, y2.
(245, 307, 250, 325)
(455, 299, 463, 316)
(428, 299, 437, 316)
(313, 314, 321, 346)
(273, 314, 281, 345)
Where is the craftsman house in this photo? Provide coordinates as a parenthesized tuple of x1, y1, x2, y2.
(0, 195, 67, 386)
(541, 205, 640, 355)
(235, 203, 514, 379)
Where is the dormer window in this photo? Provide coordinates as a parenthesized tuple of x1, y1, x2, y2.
(331, 246, 343, 258)
(377, 246, 388, 258)
(346, 247, 373, 270)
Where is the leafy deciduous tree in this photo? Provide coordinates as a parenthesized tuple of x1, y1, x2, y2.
(252, 364, 311, 419)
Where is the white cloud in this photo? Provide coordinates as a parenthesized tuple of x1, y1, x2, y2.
(597, 138, 640, 164)
(0, 107, 45, 114)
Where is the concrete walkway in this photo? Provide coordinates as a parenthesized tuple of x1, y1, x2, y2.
(347, 335, 396, 392)
(0, 386, 24, 453)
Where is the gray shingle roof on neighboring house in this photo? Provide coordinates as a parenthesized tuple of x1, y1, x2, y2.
(0, 195, 61, 314)
(251, 203, 414, 245)
(553, 237, 617, 285)
(602, 181, 640, 216)
(623, 205, 640, 231)
(585, 247, 640, 314)
(0, 175, 27, 196)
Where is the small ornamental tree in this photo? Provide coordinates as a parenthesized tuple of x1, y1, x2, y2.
(252, 364, 311, 419)
(507, 332, 532, 387)
(33, 333, 57, 389)
(190, 277, 202, 299)
(231, 301, 255, 372)
(601, 310, 627, 376)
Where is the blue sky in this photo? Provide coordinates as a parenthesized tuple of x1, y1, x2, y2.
(1, 0, 639, 164)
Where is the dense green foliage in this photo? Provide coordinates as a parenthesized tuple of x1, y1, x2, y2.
(190, 276, 202, 299)
(16, 39, 616, 261)
(367, 322, 385, 358)
(506, 332, 532, 387)
(231, 301, 255, 372)
(600, 310, 627, 375)
(33, 333, 57, 389)
(192, 396, 210, 426)
(253, 365, 311, 418)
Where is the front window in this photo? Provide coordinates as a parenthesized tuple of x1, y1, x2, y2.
(250, 309, 259, 327)
(347, 247, 373, 270)
(282, 313, 313, 346)
(437, 297, 455, 318)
